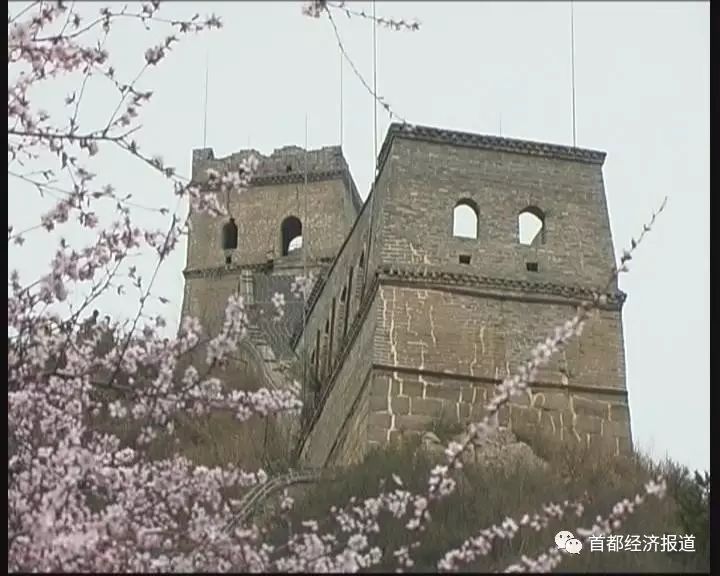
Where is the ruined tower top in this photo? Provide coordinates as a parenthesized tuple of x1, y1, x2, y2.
(192, 144, 362, 193)
(184, 144, 362, 273)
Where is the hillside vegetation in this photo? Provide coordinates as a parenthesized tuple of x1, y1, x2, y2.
(264, 431, 709, 573)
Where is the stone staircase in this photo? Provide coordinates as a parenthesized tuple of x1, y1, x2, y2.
(244, 320, 300, 388)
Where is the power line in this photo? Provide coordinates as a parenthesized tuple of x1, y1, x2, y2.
(570, 1, 577, 148)
(339, 47, 344, 148)
(372, 0, 378, 170)
(302, 114, 308, 399)
(361, 0, 378, 298)
(202, 50, 209, 148)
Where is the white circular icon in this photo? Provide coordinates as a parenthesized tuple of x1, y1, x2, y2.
(565, 538, 583, 554)
(554, 530, 575, 550)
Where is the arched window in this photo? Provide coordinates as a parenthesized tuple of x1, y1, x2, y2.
(518, 207, 545, 246)
(222, 218, 238, 250)
(281, 216, 302, 256)
(452, 200, 479, 239)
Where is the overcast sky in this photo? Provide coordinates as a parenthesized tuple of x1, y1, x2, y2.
(8, 2, 709, 472)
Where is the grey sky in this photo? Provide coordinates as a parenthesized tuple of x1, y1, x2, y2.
(8, 2, 709, 472)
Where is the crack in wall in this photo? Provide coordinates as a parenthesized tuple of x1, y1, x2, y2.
(381, 285, 388, 329)
(428, 305, 437, 345)
(470, 342, 478, 377)
(387, 375, 396, 440)
(388, 288, 399, 367)
(408, 242, 430, 265)
(407, 341, 428, 370)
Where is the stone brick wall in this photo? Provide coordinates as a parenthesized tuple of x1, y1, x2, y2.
(367, 369, 632, 455)
(181, 273, 242, 337)
(296, 125, 631, 463)
(294, 207, 370, 390)
(299, 295, 378, 468)
(329, 378, 371, 467)
(368, 283, 631, 455)
(292, 157, 397, 398)
(185, 178, 353, 270)
(186, 146, 359, 270)
(376, 131, 618, 291)
(373, 285, 626, 391)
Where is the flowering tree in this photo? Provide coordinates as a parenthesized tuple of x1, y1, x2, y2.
(8, 1, 668, 572)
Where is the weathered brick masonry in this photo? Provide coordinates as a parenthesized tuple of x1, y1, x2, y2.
(180, 123, 632, 470)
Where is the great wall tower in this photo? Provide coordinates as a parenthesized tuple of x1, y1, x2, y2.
(181, 123, 632, 469)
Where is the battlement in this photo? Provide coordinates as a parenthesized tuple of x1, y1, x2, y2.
(378, 123, 607, 173)
(184, 139, 362, 275)
(191, 144, 350, 185)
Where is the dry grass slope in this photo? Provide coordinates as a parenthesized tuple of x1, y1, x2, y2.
(266, 432, 709, 573)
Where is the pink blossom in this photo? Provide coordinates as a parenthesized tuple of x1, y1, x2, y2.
(7, 0, 669, 571)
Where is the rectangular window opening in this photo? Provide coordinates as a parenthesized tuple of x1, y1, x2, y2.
(526, 262, 539, 272)
(459, 254, 471, 265)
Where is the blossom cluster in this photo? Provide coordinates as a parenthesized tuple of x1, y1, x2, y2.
(438, 499, 586, 571)
(503, 478, 667, 573)
(7, 1, 669, 573)
(7, 3, 298, 571)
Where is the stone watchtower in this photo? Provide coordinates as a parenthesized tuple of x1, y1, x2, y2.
(181, 145, 362, 339)
(178, 144, 362, 467)
(295, 124, 632, 467)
